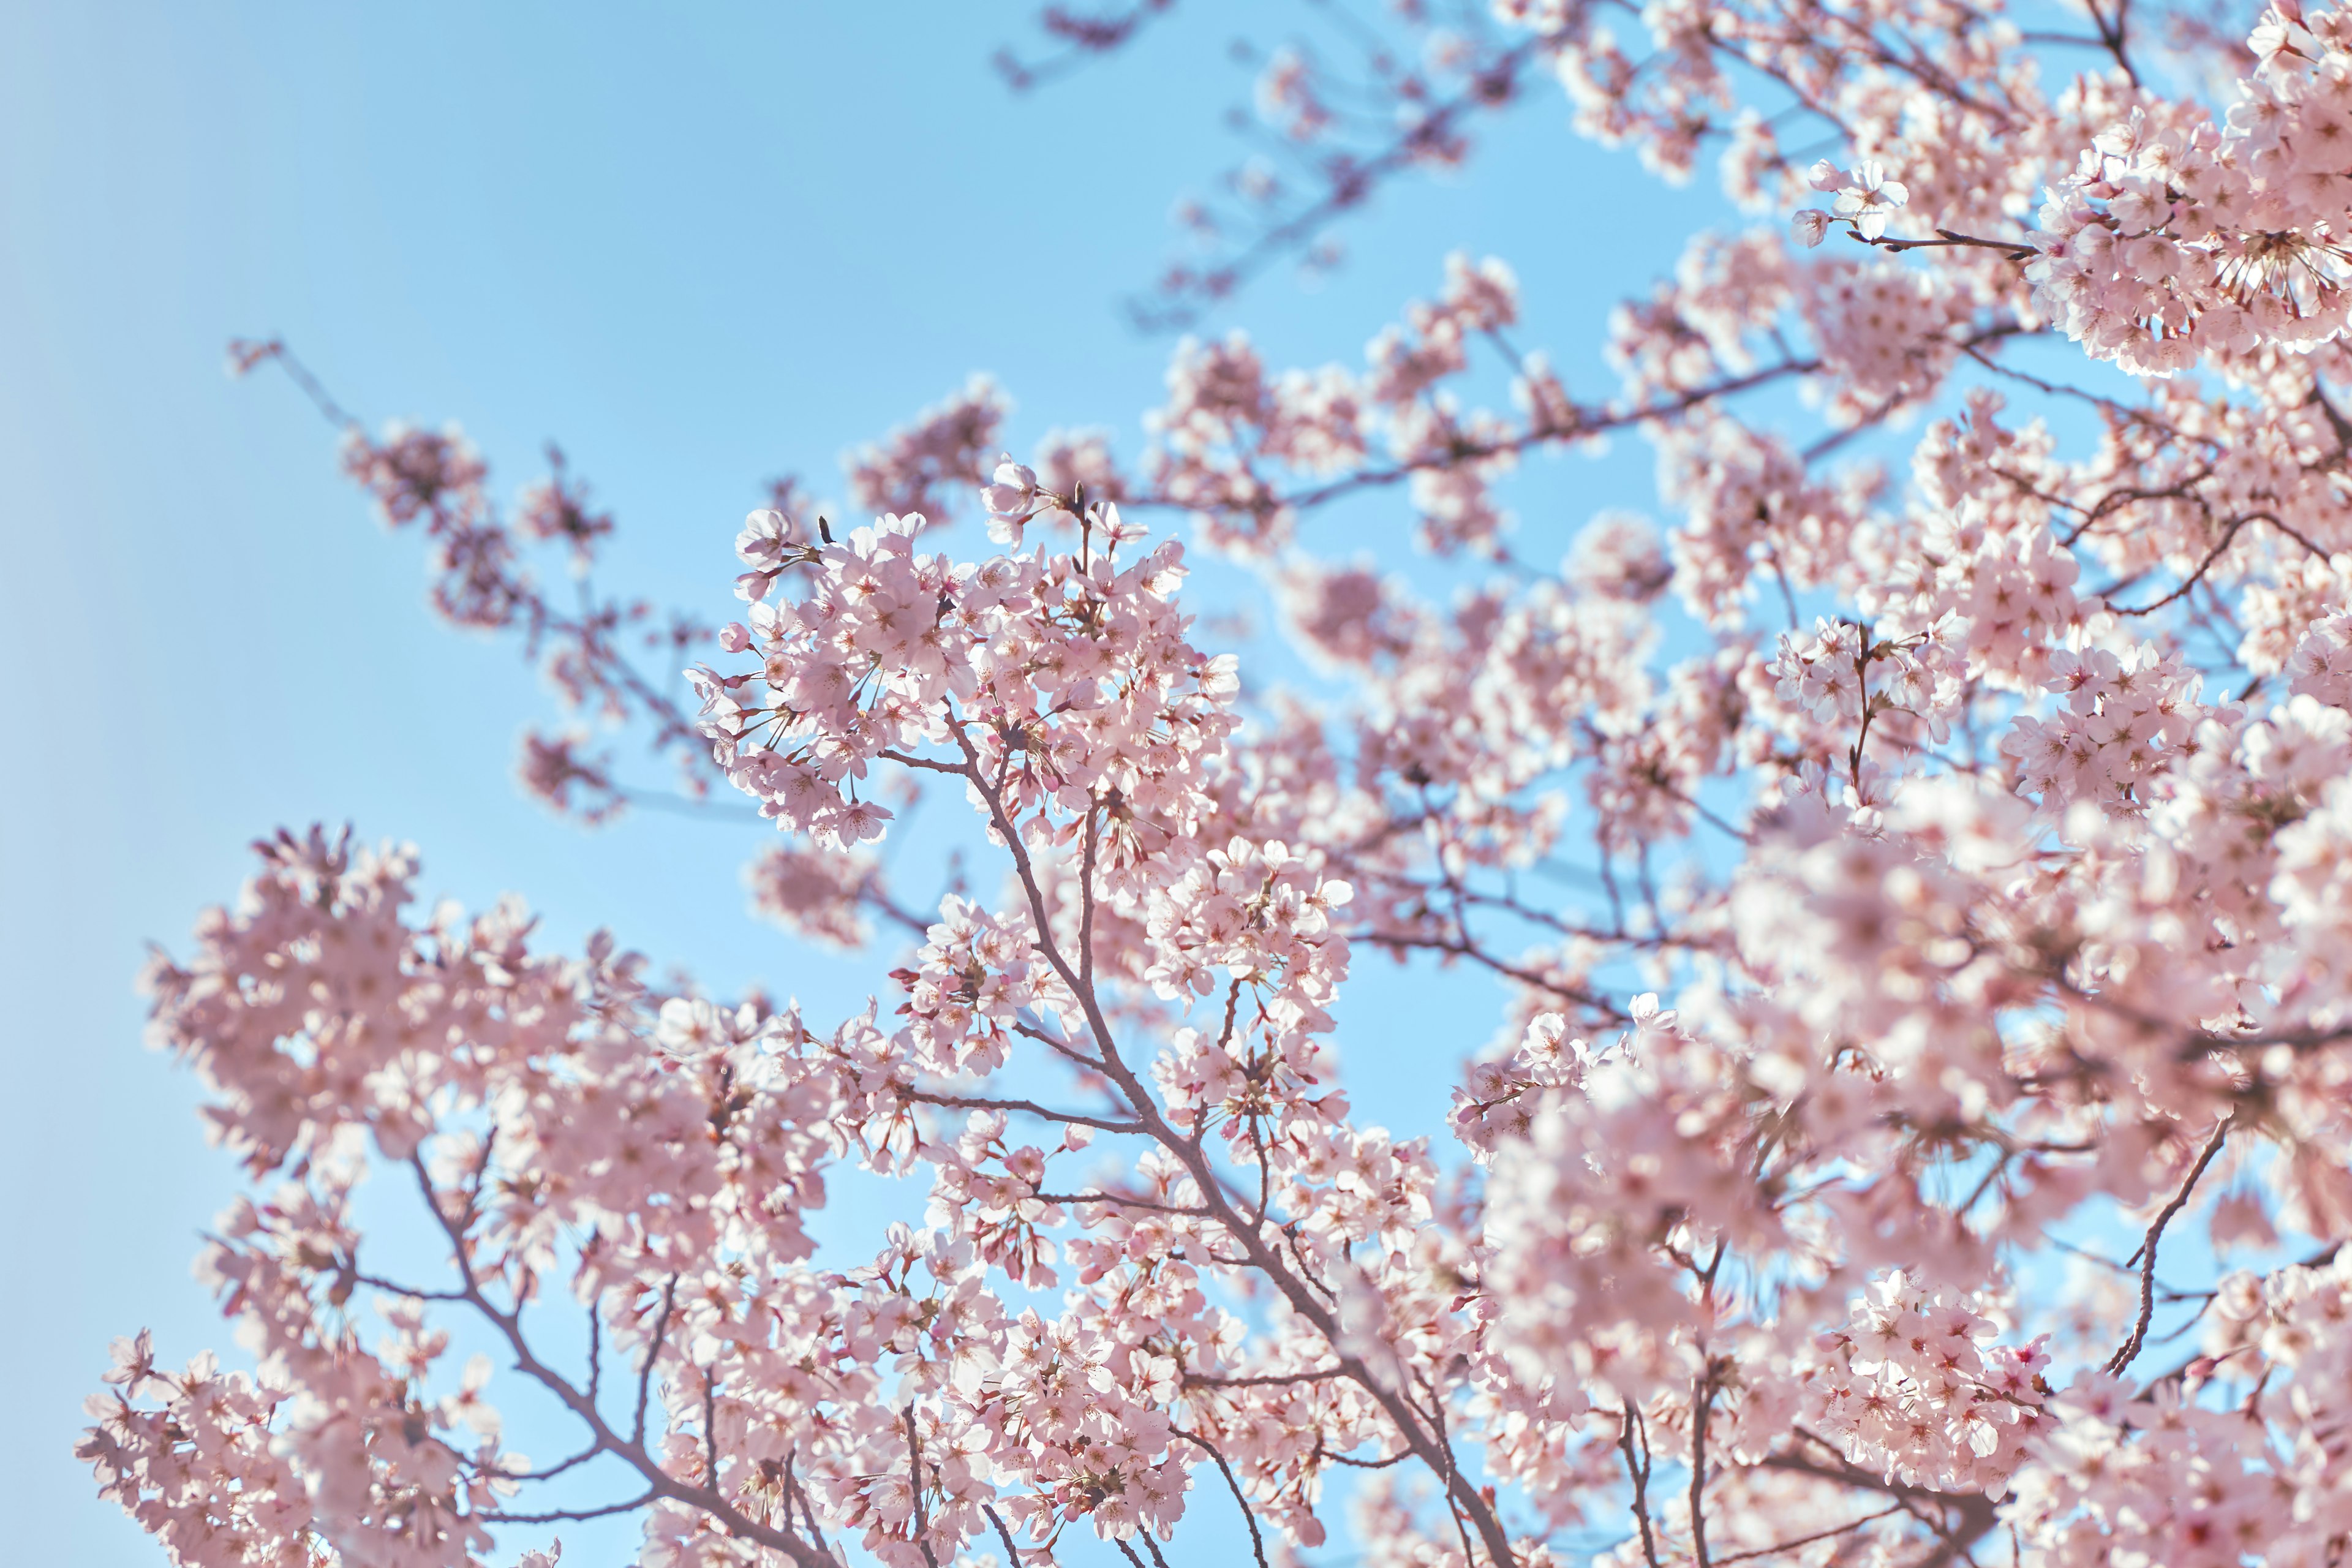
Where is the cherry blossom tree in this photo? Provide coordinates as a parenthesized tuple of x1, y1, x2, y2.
(83, 4, 2352, 1567)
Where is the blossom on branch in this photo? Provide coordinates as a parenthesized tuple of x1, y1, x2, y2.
(97, 6, 2352, 1568)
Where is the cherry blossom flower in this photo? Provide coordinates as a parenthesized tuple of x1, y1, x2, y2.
(1831, 159, 1909, 240)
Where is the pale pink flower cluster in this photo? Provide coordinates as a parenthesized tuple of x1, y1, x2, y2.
(1275, 560, 1423, 669)
(846, 375, 1011, 525)
(1855, 399, 2084, 692)
(1661, 417, 1862, 628)
(2000, 643, 2209, 810)
(1803, 258, 1966, 410)
(1801, 1272, 2049, 1494)
(514, 447, 614, 569)
(698, 508, 1235, 856)
(1148, 256, 1527, 554)
(318, 406, 732, 818)
(2008, 1253, 2352, 1568)
(517, 728, 620, 823)
(895, 897, 1077, 1076)
(81, 1335, 314, 1568)
(2034, 5, 2352, 374)
(1147, 838, 1354, 1145)
(2288, 607, 2352, 706)
(342, 420, 489, 529)
(1791, 159, 1912, 245)
(747, 840, 880, 950)
(341, 421, 519, 629)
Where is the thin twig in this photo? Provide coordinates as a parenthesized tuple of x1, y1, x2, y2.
(2108, 1117, 2232, 1375)
(1177, 1429, 1271, 1568)
(905, 1405, 943, 1568)
(1617, 1405, 1663, 1568)
(982, 1504, 1025, 1568)
(635, 1275, 680, 1446)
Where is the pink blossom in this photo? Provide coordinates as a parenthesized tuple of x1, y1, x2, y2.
(1831, 159, 1909, 240)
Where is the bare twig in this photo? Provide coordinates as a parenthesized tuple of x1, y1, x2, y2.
(1617, 1406, 1663, 1568)
(905, 1405, 943, 1568)
(2108, 1117, 2232, 1376)
(1177, 1428, 1271, 1568)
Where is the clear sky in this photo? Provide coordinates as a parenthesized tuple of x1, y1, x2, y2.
(0, 4, 1767, 1562)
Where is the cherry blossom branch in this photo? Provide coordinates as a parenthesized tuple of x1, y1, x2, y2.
(2104, 510, 2327, 617)
(1128, 34, 1548, 331)
(2106, 1116, 2232, 1376)
(1761, 1446, 1999, 1568)
(1847, 227, 2037, 263)
(1262, 355, 1824, 513)
(402, 1155, 834, 1568)
(1140, 316, 2034, 553)
(1958, 342, 2182, 435)
(1441, 884, 1726, 952)
(1708, 1505, 1904, 1566)
(1353, 929, 1627, 1019)
(233, 339, 723, 820)
(1173, 1427, 1272, 1568)
(907, 1089, 1146, 1137)
(905, 1406, 943, 1568)
(1036, 1189, 1210, 1215)
(634, 1275, 679, 1448)
(2085, 0, 2142, 85)
(933, 717, 1521, 1568)
(1689, 1368, 1715, 1568)
(505, 1441, 609, 1485)
(228, 337, 359, 428)
(2048, 976, 2352, 1063)
(992, 0, 1176, 91)
(1183, 1366, 1344, 1389)
(1615, 1405, 1663, 1568)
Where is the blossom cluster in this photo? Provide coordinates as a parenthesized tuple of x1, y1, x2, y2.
(2034, 6, 2352, 375)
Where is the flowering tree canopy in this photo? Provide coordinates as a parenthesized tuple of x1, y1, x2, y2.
(85, 4, 2352, 1567)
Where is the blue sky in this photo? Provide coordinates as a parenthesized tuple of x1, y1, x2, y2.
(0, 2, 1892, 1562)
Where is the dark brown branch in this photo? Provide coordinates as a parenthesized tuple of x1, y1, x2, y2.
(1709, 1505, 1904, 1566)
(992, 0, 1176, 92)
(905, 1406, 943, 1568)
(1184, 1365, 1345, 1389)
(1616, 1405, 1663, 1568)
(634, 1275, 680, 1446)
(1176, 1430, 1271, 1568)
(907, 1088, 1144, 1137)
(983, 1504, 1025, 1568)
(1128, 36, 1550, 331)
(1849, 226, 2037, 263)
(2107, 1117, 2231, 1376)
(1690, 1370, 1715, 1568)
(484, 1490, 658, 1525)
